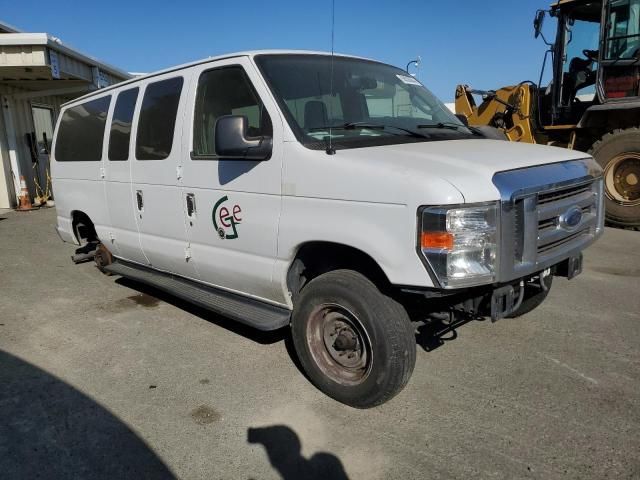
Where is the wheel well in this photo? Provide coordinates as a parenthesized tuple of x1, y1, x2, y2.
(286, 242, 392, 299)
(71, 210, 98, 244)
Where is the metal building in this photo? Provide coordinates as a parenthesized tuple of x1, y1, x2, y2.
(0, 20, 131, 209)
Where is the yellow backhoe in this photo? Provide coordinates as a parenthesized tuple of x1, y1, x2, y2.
(455, 0, 640, 228)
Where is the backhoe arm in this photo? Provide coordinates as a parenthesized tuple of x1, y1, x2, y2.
(454, 84, 538, 144)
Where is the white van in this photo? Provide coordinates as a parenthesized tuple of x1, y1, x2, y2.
(52, 51, 604, 408)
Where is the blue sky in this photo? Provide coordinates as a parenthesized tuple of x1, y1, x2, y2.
(4, 0, 558, 100)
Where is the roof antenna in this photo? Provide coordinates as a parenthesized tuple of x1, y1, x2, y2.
(325, 0, 337, 155)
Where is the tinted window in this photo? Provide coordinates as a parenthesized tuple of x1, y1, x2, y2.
(136, 77, 183, 160)
(55, 96, 111, 162)
(108, 88, 138, 161)
(193, 67, 272, 156)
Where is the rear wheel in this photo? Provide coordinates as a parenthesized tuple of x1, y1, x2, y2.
(589, 128, 640, 229)
(291, 270, 416, 408)
(94, 244, 113, 274)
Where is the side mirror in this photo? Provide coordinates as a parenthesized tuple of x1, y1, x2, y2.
(455, 114, 469, 127)
(534, 10, 546, 39)
(214, 115, 272, 161)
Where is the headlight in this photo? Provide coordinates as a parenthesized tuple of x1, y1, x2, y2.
(419, 203, 499, 288)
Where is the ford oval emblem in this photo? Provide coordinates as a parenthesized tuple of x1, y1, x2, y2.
(559, 206, 583, 231)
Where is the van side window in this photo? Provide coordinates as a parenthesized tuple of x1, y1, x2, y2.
(55, 96, 111, 162)
(136, 77, 183, 160)
(108, 88, 139, 161)
(193, 67, 272, 157)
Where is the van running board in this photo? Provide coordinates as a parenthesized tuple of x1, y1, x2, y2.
(104, 261, 291, 331)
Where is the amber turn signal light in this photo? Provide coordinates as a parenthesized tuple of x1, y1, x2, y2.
(421, 231, 454, 250)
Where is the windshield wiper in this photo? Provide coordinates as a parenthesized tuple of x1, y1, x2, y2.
(418, 122, 500, 138)
(309, 122, 428, 138)
(345, 122, 429, 138)
(342, 122, 385, 130)
(416, 122, 467, 131)
(308, 122, 378, 132)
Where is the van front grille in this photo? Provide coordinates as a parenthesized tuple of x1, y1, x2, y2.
(536, 181, 598, 261)
(492, 159, 604, 283)
(538, 230, 585, 255)
(537, 183, 592, 205)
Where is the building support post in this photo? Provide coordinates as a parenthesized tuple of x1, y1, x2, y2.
(1, 95, 23, 206)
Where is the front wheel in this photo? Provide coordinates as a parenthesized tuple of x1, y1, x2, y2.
(291, 270, 416, 408)
(589, 128, 640, 229)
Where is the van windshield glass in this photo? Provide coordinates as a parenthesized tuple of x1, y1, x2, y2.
(255, 54, 473, 150)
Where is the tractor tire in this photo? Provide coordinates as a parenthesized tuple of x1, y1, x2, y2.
(589, 128, 640, 229)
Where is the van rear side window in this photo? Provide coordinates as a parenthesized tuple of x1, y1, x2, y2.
(55, 96, 111, 162)
(108, 88, 139, 161)
(136, 77, 183, 160)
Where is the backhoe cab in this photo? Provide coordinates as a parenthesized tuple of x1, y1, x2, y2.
(456, 0, 640, 228)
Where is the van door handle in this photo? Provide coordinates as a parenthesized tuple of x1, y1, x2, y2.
(186, 193, 196, 217)
(136, 190, 144, 211)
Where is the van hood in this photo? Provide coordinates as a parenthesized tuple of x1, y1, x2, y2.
(342, 139, 591, 203)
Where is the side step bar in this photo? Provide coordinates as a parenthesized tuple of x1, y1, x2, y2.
(104, 261, 291, 331)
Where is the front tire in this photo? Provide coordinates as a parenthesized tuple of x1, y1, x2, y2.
(589, 128, 640, 229)
(291, 270, 416, 408)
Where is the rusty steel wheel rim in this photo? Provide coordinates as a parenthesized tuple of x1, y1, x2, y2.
(306, 304, 372, 386)
(604, 152, 640, 206)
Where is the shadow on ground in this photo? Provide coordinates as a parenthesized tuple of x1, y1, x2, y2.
(415, 314, 485, 352)
(114, 277, 310, 376)
(248, 425, 349, 480)
(115, 277, 287, 346)
(114, 277, 474, 374)
(0, 350, 175, 480)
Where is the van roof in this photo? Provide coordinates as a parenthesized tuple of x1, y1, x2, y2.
(61, 49, 374, 107)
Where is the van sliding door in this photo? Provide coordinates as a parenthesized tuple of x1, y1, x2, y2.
(103, 87, 148, 265)
(130, 73, 197, 279)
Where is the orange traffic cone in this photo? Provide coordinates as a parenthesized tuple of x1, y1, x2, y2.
(16, 176, 36, 211)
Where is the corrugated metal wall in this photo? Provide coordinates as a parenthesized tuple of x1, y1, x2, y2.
(0, 84, 71, 208)
(0, 95, 13, 207)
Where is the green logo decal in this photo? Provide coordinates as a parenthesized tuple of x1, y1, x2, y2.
(213, 196, 242, 240)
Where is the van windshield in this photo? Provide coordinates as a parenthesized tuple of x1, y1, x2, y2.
(255, 54, 473, 150)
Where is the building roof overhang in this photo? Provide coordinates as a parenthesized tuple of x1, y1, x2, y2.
(0, 26, 131, 98)
(0, 32, 130, 79)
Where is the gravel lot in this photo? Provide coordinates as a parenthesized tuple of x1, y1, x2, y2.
(1, 207, 639, 479)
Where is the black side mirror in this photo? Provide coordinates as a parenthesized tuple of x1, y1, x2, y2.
(534, 10, 546, 39)
(214, 115, 272, 161)
(455, 114, 469, 127)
